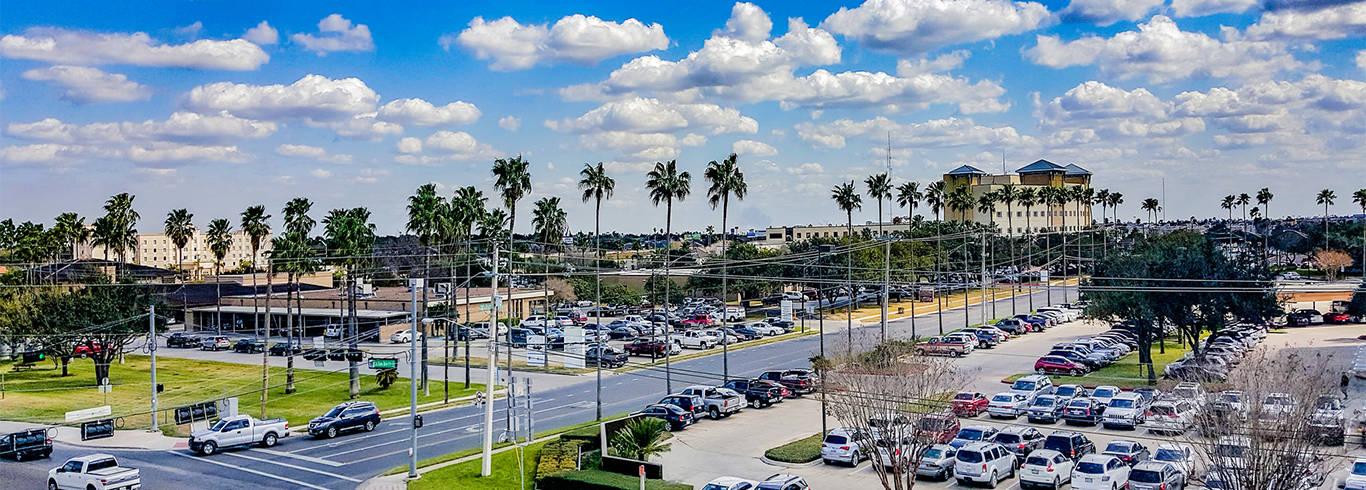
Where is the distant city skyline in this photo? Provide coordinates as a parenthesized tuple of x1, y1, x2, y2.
(3, 0, 1365, 233)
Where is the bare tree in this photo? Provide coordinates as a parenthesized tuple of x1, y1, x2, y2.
(1185, 346, 1346, 490)
(1313, 250, 1352, 280)
(821, 336, 970, 490)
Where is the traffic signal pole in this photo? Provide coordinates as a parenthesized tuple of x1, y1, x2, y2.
(149, 305, 158, 432)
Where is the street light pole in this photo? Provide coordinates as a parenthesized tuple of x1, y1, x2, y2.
(149, 305, 157, 432)
(408, 279, 422, 480)
(481, 245, 499, 477)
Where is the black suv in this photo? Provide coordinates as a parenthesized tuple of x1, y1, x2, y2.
(165, 333, 201, 348)
(992, 426, 1045, 460)
(633, 404, 693, 431)
(1042, 431, 1095, 460)
(309, 401, 382, 438)
(268, 342, 302, 356)
(233, 339, 265, 353)
(722, 379, 785, 409)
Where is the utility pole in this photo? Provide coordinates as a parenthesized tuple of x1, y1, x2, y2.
(481, 245, 499, 477)
(882, 133, 891, 342)
(261, 266, 272, 420)
(148, 305, 158, 433)
(980, 231, 988, 326)
(408, 278, 422, 480)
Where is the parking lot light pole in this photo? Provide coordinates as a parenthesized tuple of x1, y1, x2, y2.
(482, 245, 499, 477)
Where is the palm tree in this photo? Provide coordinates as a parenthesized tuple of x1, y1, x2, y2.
(895, 181, 922, 228)
(101, 193, 140, 265)
(1317, 189, 1336, 249)
(947, 186, 975, 223)
(578, 162, 614, 419)
(609, 417, 672, 461)
(1221, 195, 1236, 221)
(997, 184, 1018, 236)
(864, 173, 892, 237)
(1237, 193, 1251, 222)
(451, 186, 487, 389)
(206, 218, 233, 335)
(1142, 198, 1161, 223)
(164, 209, 195, 277)
(1017, 187, 1039, 311)
(924, 180, 947, 335)
(1107, 192, 1124, 224)
(324, 207, 377, 399)
(1095, 189, 1111, 225)
(831, 181, 862, 237)
(1353, 189, 1366, 276)
(1257, 188, 1274, 220)
(240, 205, 272, 340)
(407, 183, 443, 393)
(52, 212, 88, 262)
(492, 156, 532, 250)
(478, 208, 508, 240)
(705, 153, 746, 382)
(531, 197, 568, 247)
(1074, 187, 1093, 232)
(645, 159, 691, 394)
(89, 216, 114, 262)
(280, 197, 316, 394)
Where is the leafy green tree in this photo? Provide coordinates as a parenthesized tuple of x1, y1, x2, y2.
(610, 417, 672, 461)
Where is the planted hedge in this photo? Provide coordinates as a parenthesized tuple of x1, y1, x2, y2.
(538, 470, 693, 490)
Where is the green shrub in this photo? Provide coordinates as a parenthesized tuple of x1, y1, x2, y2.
(581, 449, 602, 470)
(538, 469, 692, 490)
(535, 438, 585, 479)
(763, 432, 824, 463)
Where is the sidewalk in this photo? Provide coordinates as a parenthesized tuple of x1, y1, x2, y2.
(0, 420, 185, 451)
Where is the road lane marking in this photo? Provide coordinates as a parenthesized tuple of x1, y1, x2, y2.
(167, 451, 334, 490)
(249, 448, 345, 467)
(222, 451, 361, 482)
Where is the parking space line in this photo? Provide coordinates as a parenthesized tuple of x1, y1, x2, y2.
(222, 451, 361, 482)
(249, 448, 345, 467)
(167, 451, 334, 490)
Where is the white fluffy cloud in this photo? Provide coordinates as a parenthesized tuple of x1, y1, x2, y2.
(185, 74, 379, 121)
(376, 98, 481, 126)
(444, 14, 668, 71)
(499, 116, 522, 131)
(1243, 3, 1366, 41)
(275, 144, 353, 164)
(1060, 0, 1165, 26)
(1027, 16, 1302, 83)
(716, 2, 774, 42)
(309, 168, 333, 179)
(397, 137, 423, 153)
(821, 0, 1052, 55)
(21, 65, 151, 104)
(243, 21, 279, 45)
(312, 113, 403, 141)
(0, 143, 118, 166)
(8, 112, 276, 146)
(292, 14, 374, 54)
(127, 143, 251, 164)
(1038, 81, 1206, 140)
(391, 131, 502, 165)
(732, 139, 778, 156)
(796, 116, 1037, 150)
(1170, 0, 1258, 17)
(0, 27, 269, 70)
(546, 97, 759, 135)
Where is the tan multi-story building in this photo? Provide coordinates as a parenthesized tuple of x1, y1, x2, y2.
(80, 229, 270, 277)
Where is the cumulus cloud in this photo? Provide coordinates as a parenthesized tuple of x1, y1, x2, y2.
(1027, 16, 1302, 83)
(309, 168, 333, 179)
(312, 113, 403, 140)
(21, 65, 151, 104)
(397, 136, 423, 153)
(243, 21, 279, 45)
(0, 27, 269, 70)
(732, 139, 778, 156)
(546, 97, 759, 135)
(821, 0, 1052, 56)
(353, 168, 388, 183)
(8, 112, 276, 146)
(392, 131, 502, 165)
(785, 162, 825, 175)
(796, 116, 1037, 150)
(1243, 3, 1366, 41)
(443, 14, 668, 70)
(716, 2, 774, 42)
(275, 144, 353, 164)
(1358, 51, 1366, 70)
(1170, 0, 1259, 17)
(499, 116, 522, 131)
(1038, 81, 1205, 140)
(0, 143, 117, 166)
(1060, 0, 1165, 26)
(127, 143, 251, 164)
(185, 74, 379, 122)
(292, 14, 374, 54)
(376, 98, 481, 126)
(175, 22, 204, 38)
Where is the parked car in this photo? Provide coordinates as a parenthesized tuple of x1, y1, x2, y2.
(1063, 398, 1107, 426)
(584, 345, 628, 368)
(756, 369, 817, 396)
(1324, 311, 1354, 324)
(1102, 440, 1150, 466)
(671, 330, 719, 350)
(1054, 384, 1088, 400)
(188, 415, 290, 455)
(954, 442, 1018, 487)
(1090, 386, 1121, 407)
(952, 391, 990, 417)
(988, 392, 1030, 418)
(165, 333, 200, 348)
(632, 404, 693, 431)
(702, 477, 760, 490)
(1145, 400, 1197, 435)
(1071, 455, 1131, 490)
(917, 412, 962, 444)
(1291, 309, 1324, 324)
(1102, 392, 1147, 430)
(623, 338, 680, 358)
(1151, 443, 1196, 478)
(389, 329, 423, 343)
(915, 336, 973, 357)
(1128, 461, 1186, 490)
(200, 336, 231, 351)
(994, 318, 1030, 335)
(1043, 430, 1096, 461)
(47, 454, 140, 490)
(820, 428, 870, 466)
(657, 394, 706, 418)
(722, 379, 785, 409)
(1035, 356, 1088, 377)
(993, 426, 1046, 460)
(1027, 395, 1066, 424)
(232, 339, 265, 353)
(756, 474, 808, 490)
(308, 401, 381, 438)
(679, 386, 745, 419)
(0, 428, 52, 461)
(1010, 375, 1055, 400)
(962, 327, 1003, 348)
(950, 425, 1000, 449)
(1020, 449, 1074, 490)
(1341, 458, 1366, 490)
(268, 342, 302, 356)
(915, 444, 958, 480)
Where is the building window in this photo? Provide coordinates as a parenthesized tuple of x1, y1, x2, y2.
(996, 212, 1002, 217)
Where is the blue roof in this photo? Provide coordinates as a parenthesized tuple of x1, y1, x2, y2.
(1016, 159, 1065, 173)
(1063, 164, 1092, 176)
(947, 165, 986, 175)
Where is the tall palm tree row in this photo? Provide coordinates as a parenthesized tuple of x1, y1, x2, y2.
(101, 193, 140, 266)
(532, 196, 569, 246)
(1257, 188, 1274, 220)
(924, 180, 947, 335)
(323, 207, 377, 399)
(704, 153, 746, 382)
(279, 197, 317, 394)
(1237, 193, 1251, 222)
(406, 183, 443, 393)
(645, 159, 691, 394)
(53, 212, 89, 263)
(864, 173, 892, 237)
(1141, 198, 1160, 223)
(163, 209, 195, 277)
(1106, 192, 1123, 224)
(577, 162, 614, 420)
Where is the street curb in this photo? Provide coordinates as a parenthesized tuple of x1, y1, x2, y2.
(759, 455, 823, 468)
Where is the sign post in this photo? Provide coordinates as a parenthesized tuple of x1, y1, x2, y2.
(526, 335, 546, 367)
(81, 419, 114, 441)
(780, 300, 794, 323)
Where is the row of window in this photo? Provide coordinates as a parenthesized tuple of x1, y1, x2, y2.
(995, 210, 1090, 218)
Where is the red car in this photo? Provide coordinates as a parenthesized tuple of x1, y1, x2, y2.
(682, 315, 715, 328)
(73, 343, 103, 357)
(1035, 355, 1088, 377)
(1325, 312, 1354, 324)
(951, 391, 990, 417)
(917, 412, 961, 444)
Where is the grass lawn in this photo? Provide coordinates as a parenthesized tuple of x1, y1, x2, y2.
(409, 439, 542, 490)
(1045, 343, 1190, 389)
(0, 355, 485, 436)
(433, 356, 594, 375)
(764, 432, 825, 463)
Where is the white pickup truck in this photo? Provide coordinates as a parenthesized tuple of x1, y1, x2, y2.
(670, 330, 719, 350)
(680, 385, 745, 419)
(48, 454, 141, 490)
(189, 414, 290, 455)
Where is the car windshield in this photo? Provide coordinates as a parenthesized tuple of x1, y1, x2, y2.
(1012, 381, 1036, 391)
(995, 434, 1020, 444)
(956, 451, 984, 463)
(954, 393, 975, 401)
(1353, 461, 1366, 475)
(1056, 387, 1078, 397)
(923, 448, 945, 459)
(323, 406, 346, 417)
(1032, 398, 1054, 407)
(1267, 395, 1294, 406)
(1105, 442, 1132, 453)
(1130, 469, 1163, 483)
(1175, 388, 1198, 398)
(1155, 449, 1186, 462)
(1150, 405, 1176, 416)
(1215, 444, 1245, 458)
(824, 435, 847, 445)
(1220, 393, 1242, 403)
(1075, 462, 1105, 474)
(993, 395, 1014, 403)
(702, 485, 731, 490)
(956, 429, 985, 440)
(918, 418, 950, 431)
(1110, 399, 1135, 409)
(1093, 388, 1116, 398)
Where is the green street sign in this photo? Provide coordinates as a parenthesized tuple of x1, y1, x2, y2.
(369, 358, 398, 370)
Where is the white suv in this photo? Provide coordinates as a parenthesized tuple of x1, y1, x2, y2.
(1020, 449, 1074, 489)
(1010, 375, 1055, 400)
(955, 442, 1017, 488)
(819, 428, 869, 466)
(1071, 454, 1130, 490)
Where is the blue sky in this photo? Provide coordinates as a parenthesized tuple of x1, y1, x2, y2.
(2, 0, 1364, 235)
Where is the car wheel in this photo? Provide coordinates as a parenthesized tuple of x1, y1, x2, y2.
(1053, 477, 1061, 490)
(326, 426, 338, 438)
(989, 470, 999, 488)
(951, 350, 961, 358)
(261, 433, 278, 447)
(916, 349, 926, 356)
(48, 480, 58, 490)
(943, 466, 955, 481)
(710, 407, 721, 420)
(665, 423, 675, 432)
(1070, 369, 1081, 377)
(1037, 367, 1048, 375)
(850, 451, 861, 467)
(200, 441, 218, 456)
(364, 420, 376, 431)
(751, 399, 763, 409)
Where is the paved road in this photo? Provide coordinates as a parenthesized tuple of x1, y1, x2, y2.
(0, 286, 1077, 490)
